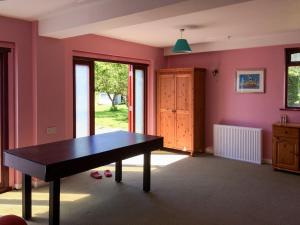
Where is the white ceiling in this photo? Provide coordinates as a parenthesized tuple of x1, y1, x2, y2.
(101, 0, 300, 47)
(1, 0, 300, 54)
(0, 0, 102, 20)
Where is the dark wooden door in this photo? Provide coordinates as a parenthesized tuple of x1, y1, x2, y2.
(0, 48, 9, 192)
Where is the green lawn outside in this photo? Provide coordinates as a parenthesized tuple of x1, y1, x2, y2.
(95, 103, 128, 130)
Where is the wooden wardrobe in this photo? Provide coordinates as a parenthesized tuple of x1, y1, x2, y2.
(156, 68, 205, 155)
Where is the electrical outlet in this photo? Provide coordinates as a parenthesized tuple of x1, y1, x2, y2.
(47, 127, 57, 135)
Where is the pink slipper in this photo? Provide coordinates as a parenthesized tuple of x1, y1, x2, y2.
(104, 170, 112, 178)
(90, 170, 102, 179)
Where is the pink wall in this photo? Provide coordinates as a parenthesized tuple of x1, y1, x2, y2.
(1, 20, 165, 147)
(62, 35, 165, 138)
(3, 13, 300, 188)
(0, 16, 35, 186)
(166, 45, 300, 160)
(34, 34, 165, 144)
(36, 37, 66, 144)
(0, 15, 165, 187)
(0, 16, 34, 148)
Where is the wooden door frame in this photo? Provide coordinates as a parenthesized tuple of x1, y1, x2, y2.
(73, 56, 148, 136)
(73, 58, 95, 138)
(128, 65, 134, 132)
(0, 48, 10, 192)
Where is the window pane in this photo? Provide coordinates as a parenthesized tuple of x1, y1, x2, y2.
(75, 65, 90, 137)
(135, 69, 144, 134)
(291, 53, 300, 62)
(287, 66, 300, 107)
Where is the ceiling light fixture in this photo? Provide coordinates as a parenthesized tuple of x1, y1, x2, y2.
(172, 28, 192, 53)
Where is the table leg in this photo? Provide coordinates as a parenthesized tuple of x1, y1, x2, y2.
(22, 174, 32, 220)
(49, 179, 60, 225)
(143, 151, 151, 192)
(115, 160, 122, 183)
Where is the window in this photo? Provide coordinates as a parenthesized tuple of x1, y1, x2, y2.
(285, 48, 300, 109)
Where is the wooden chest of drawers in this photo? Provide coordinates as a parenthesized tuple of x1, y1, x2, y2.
(272, 123, 300, 172)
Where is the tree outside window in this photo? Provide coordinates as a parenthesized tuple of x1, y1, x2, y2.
(94, 61, 129, 111)
(286, 49, 300, 108)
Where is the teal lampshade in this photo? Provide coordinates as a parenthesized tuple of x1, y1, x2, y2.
(172, 38, 192, 53)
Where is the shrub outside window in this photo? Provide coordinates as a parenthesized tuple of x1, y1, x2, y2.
(285, 48, 300, 109)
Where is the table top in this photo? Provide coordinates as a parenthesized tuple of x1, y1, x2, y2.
(4, 131, 163, 181)
(5, 131, 162, 165)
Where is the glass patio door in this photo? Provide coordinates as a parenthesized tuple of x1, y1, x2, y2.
(134, 65, 147, 134)
(128, 64, 147, 134)
(73, 59, 95, 138)
(74, 58, 147, 137)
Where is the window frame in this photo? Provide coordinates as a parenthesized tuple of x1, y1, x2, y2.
(285, 48, 300, 109)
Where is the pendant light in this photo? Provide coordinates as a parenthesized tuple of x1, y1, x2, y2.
(172, 28, 192, 53)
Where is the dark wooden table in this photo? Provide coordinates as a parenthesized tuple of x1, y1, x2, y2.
(4, 131, 163, 225)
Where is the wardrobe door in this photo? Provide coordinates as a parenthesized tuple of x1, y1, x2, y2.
(158, 74, 175, 148)
(175, 73, 193, 151)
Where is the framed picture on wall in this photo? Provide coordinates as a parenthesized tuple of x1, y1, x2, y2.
(236, 69, 265, 93)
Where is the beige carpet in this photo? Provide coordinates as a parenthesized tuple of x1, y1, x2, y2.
(2, 154, 300, 225)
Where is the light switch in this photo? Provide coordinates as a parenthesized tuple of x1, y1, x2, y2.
(47, 127, 57, 135)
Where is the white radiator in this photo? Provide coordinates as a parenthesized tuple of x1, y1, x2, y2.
(213, 124, 262, 164)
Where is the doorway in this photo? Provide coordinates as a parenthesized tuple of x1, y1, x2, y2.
(73, 57, 147, 138)
(0, 48, 10, 192)
(94, 61, 129, 134)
